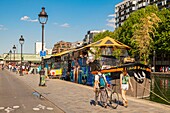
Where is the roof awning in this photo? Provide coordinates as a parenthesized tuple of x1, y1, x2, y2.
(91, 36, 130, 49)
(73, 36, 130, 51)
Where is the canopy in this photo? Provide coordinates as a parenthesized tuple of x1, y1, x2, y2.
(52, 49, 74, 57)
(75, 43, 92, 51)
(91, 36, 130, 49)
(75, 36, 130, 51)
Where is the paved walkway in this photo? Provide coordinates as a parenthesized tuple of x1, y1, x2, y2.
(8, 70, 170, 113)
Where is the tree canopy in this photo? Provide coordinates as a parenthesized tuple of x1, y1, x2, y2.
(93, 5, 170, 64)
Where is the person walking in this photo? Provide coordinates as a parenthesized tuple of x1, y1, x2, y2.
(71, 58, 80, 83)
(93, 70, 108, 107)
(120, 67, 133, 107)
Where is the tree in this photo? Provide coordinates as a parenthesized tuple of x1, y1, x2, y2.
(131, 13, 161, 64)
(93, 30, 114, 42)
(93, 5, 170, 65)
(154, 8, 170, 53)
(112, 49, 121, 65)
(113, 5, 159, 57)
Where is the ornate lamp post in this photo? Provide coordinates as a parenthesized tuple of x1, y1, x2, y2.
(38, 7, 48, 86)
(19, 35, 24, 76)
(9, 50, 12, 62)
(13, 45, 16, 62)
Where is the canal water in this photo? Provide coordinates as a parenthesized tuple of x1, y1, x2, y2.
(150, 74, 170, 105)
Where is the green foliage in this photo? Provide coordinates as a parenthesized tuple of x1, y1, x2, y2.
(93, 30, 114, 42)
(93, 5, 170, 64)
(131, 13, 161, 64)
(112, 49, 121, 65)
(154, 8, 170, 53)
(94, 47, 101, 60)
(112, 49, 121, 59)
(116, 5, 159, 56)
(88, 47, 101, 60)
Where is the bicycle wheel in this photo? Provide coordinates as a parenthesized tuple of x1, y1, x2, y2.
(100, 88, 108, 107)
(110, 92, 119, 109)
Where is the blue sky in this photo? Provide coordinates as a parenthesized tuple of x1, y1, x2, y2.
(0, 0, 121, 54)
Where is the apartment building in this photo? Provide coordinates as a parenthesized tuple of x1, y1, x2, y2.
(52, 41, 72, 54)
(71, 41, 83, 48)
(115, 0, 170, 28)
(83, 30, 106, 45)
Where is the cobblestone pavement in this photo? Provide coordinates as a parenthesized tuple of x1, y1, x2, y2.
(8, 70, 170, 113)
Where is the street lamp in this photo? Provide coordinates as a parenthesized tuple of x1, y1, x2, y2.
(153, 50, 156, 72)
(38, 7, 48, 86)
(9, 50, 12, 62)
(13, 45, 16, 62)
(19, 35, 24, 76)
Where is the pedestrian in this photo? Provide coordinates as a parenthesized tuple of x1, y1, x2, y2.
(71, 57, 80, 83)
(120, 67, 133, 107)
(93, 70, 108, 107)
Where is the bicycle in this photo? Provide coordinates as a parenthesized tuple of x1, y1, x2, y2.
(96, 83, 119, 109)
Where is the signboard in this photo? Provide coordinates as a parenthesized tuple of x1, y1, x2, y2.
(40, 51, 46, 57)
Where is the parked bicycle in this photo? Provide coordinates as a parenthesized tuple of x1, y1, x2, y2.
(95, 83, 119, 109)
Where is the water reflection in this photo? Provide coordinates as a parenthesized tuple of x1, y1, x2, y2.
(160, 79, 169, 92)
(150, 75, 170, 105)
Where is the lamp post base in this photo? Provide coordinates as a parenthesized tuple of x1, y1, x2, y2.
(20, 68, 23, 76)
(39, 70, 46, 86)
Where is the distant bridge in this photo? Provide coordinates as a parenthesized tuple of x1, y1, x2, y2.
(0, 53, 51, 64)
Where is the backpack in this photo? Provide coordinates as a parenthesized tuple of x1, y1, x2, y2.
(99, 74, 106, 88)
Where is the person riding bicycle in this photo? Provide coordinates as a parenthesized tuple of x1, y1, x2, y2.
(120, 67, 133, 107)
(94, 69, 108, 107)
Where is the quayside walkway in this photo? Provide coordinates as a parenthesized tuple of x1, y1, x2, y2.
(8, 70, 170, 113)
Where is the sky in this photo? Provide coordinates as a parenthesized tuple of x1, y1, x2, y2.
(0, 0, 122, 54)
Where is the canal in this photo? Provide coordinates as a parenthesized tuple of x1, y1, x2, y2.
(150, 73, 170, 105)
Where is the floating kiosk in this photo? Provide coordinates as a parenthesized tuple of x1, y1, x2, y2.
(45, 36, 151, 98)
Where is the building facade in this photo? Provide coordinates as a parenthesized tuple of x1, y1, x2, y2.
(52, 41, 72, 54)
(115, 0, 170, 28)
(71, 41, 83, 49)
(35, 42, 46, 54)
(83, 30, 106, 45)
(46, 48, 52, 55)
(35, 42, 52, 55)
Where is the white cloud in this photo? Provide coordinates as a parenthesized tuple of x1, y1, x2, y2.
(0, 24, 8, 31)
(0, 28, 8, 31)
(108, 14, 115, 17)
(53, 22, 58, 25)
(29, 19, 38, 22)
(106, 14, 116, 28)
(20, 16, 38, 22)
(60, 23, 70, 28)
(3, 28, 8, 30)
(106, 18, 115, 28)
(21, 16, 30, 20)
(107, 18, 115, 23)
(106, 23, 115, 28)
